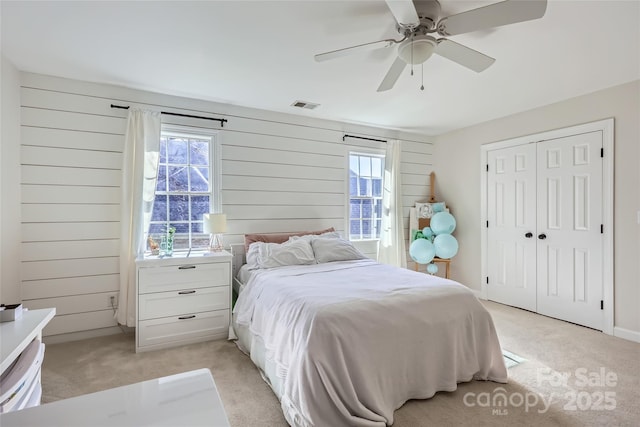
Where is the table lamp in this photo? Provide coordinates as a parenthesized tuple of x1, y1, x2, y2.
(203, 213, 227, 252)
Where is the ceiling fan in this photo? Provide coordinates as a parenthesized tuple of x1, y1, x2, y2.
(314, 0, 548, 92)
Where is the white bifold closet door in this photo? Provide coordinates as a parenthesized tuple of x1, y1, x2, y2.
(487, 131, 603, 330)
(536, 132, 603, 329)
(487, 144, 537, 312)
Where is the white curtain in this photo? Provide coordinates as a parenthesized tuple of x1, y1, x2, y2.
(378, 140, 407, 268)
(117, 109, 161, 326)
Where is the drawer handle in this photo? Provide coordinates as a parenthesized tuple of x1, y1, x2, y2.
(178, 265, 196, 270)
(178, 290, 196, 295)
(178, 315, 196, 320)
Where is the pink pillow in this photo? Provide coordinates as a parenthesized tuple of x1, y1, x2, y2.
(244, 227, 335, 252)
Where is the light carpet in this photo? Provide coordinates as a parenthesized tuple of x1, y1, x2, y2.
(41, 301, 640, 426)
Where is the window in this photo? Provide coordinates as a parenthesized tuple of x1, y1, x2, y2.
(148, 126, 220, 251)
(348, 152, 384, 240)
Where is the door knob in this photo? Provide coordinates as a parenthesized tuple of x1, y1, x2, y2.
(525, 232, 533, 238)
(538, 233, 547, 240)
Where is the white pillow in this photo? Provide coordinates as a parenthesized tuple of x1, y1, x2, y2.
(245, 242, 261, 269)
(311, 237, 367, 263)
(246, 239, 316, 269)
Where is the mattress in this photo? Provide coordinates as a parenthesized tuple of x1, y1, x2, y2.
(236, 264, 255, 291)
(233, 265, 284, 395)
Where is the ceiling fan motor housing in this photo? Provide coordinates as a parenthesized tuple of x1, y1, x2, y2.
(415, 0, 441, 30)
(395, 1, 441, 65)
(395, 0, 441, 34)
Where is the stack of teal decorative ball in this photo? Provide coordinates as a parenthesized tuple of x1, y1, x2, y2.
(409, 211, 459, 273)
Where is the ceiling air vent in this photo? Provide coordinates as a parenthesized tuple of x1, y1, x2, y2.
(291, 100, 319, 110)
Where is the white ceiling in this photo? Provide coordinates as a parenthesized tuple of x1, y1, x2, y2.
(2, 0, 639, 135)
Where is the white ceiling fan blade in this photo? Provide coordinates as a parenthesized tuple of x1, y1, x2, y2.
(314, 39, 398, 62)
(377, 57, 407, 92)
(435, 39, 495, 72)
(385, 0, 420, 27)
(438, 0, 547, 36)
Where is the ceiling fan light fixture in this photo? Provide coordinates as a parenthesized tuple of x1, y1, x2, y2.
(398, 35, 437, 65)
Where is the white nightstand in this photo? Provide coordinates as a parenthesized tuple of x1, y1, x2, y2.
(135, 251, 232, 353)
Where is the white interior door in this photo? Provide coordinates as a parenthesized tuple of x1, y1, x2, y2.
(487, 144, 537, 311)
(536, 132, 603, 330)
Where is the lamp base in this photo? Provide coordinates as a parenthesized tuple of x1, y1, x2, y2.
(208, 233, 224, 252)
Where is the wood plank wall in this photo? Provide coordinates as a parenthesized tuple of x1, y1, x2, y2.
(19, 74, 433, 341)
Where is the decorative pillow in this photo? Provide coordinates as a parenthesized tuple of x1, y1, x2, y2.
(246, 239, 315, 270)
(311, 237, 367, 264)
(244, 227, 335, 252)
(289, 231, 342, 242)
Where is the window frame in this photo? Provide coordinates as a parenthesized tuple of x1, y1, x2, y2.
(148, 124, 221, 252)
(346, 149, 386, 242)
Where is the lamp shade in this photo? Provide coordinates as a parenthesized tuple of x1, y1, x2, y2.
(203, 213, 227, 233)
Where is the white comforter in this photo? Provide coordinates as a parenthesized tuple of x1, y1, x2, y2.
(234, 259, 507, 427)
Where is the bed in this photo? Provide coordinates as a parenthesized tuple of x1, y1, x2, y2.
(231, 230, 507, 427)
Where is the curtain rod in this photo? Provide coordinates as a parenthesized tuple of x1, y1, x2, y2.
(343, 134, 387, 143)
(110, 104, 228, 127)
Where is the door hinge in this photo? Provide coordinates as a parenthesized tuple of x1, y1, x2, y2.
(601, 300, 604, 310)
(486, 164, 489, 172)
(486, 277, 489, 284)
(601, 148, 604, 158)
(601, 224, 604, 234)
(486, 221, 489, 228)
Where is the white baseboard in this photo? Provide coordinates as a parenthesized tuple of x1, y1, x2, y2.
(613, 326, 640, 343)
(43, 326, 133, 345)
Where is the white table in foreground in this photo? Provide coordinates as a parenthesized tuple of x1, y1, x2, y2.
(0, 368, 230, 427)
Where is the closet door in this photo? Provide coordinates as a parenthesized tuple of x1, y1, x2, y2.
(536, 132, 603, 330)
(487, 144, 537, 311)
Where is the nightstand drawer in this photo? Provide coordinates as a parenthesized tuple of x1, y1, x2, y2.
(138, 262, 229, 294)
(138, 310, 229, 349)
(139, 287, 230, 320)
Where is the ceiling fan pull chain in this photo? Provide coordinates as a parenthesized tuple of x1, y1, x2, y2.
(420, 64, 424, 91)
(410, 33, 414, 76)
